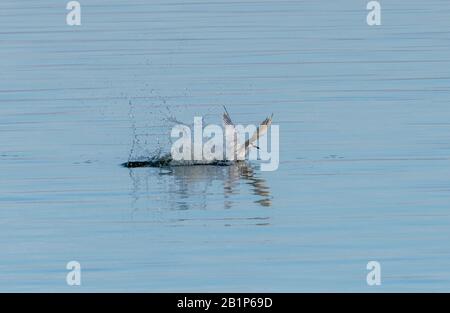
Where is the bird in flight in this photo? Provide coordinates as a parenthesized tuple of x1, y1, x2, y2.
(222, 105, 273, 160)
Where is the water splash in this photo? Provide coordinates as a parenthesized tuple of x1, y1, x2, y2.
(125, 98, 229, 168)
(127, 98, 172, 164)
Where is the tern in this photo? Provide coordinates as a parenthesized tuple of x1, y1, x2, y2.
(123, 106, 273, 168)
(223, 105, 273, 161)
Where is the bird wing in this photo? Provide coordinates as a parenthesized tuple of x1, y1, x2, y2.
(245, 113, 273, 147)
(223, 106, 238, 156)
(222, 105, 234, 126)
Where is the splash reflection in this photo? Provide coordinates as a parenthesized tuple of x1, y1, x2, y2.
(127, 162, 272, 214)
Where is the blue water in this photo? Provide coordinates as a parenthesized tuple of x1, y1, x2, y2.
(1, 0, 450, 291)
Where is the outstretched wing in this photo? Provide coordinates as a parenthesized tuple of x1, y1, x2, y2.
(222, 105, 234, 126)
(245, 113, 273, 148)
(223, 106, 239, 158)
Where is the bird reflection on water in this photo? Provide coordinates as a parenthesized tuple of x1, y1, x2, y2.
(127, 162, 272, 214)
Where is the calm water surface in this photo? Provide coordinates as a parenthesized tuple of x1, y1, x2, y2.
(1, 0, 450, 291)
